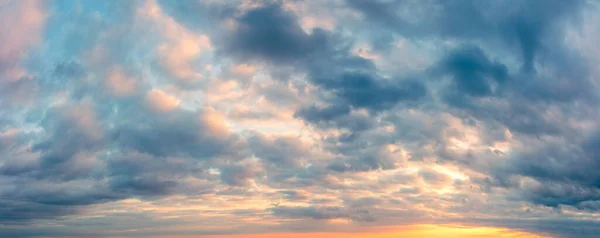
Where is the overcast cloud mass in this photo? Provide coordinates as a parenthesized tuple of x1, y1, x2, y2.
(1, 0, 600, 237)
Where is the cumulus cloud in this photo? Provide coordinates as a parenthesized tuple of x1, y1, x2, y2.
(0, 0, 46, 108)
(139, 0, 212, 84)
(0, 0, 46, 80)
(145, 89, 180, 112)
(105, 67, 138, 97)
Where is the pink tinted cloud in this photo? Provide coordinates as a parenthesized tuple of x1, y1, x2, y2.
(0, 0, 46, 81)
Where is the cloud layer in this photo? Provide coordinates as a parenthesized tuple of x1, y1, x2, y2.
(1, 0, 600, 237)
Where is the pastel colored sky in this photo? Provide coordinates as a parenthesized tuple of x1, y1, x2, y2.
(1, 0, 600, 238)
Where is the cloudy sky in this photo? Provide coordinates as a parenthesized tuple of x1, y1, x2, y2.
(1, 0, 600, 237)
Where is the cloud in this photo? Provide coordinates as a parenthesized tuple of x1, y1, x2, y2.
(487, 130, 600, 210)
(223, 4, 328, 63)
(347, 0, 585, 72)
(219, 3, 427, 121)
(0, 0, 46, 80)
(113, 105, 238, 159)
(105, 67, 138, 97)
(247, 132, 311, 166)
(270, 205, 350, 220)
(220, 162, 261, 186)
(146, 89, 180, 112)
(434, 44, 509, 97)
(327, 144, 407, 172)
(1, 0, 600, 237)
(139, 0, 212, 84)
(0, 0, 46, 108)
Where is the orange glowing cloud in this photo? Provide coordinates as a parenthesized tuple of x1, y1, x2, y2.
(146, 89, 180, 112)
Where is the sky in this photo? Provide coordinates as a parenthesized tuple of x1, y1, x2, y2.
(1, 0, 600, 237)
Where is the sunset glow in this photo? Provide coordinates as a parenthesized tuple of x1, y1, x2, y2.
(199, 225, 548, 238)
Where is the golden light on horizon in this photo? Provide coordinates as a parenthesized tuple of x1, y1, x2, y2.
(122, 224, 547, 238)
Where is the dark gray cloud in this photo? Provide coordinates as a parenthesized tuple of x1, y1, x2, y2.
(346, 0, 595, 137)
(339, 2, 600, 228)
(347, 0, 585, 72)
(113, 107, 237, 159)
(327, 153, 398, 173)
(0, 101, 240, 220)
(220, 3, 427, 118)
(277, 190, 309, 202)
(488, 131, 600, 209)
(433, 44, 509, 98)
(0, 2, 240, 220)
(247, 132, 309, 166)
(105, 152, 207, 197)
(294, 104, 351, 124)
(224, 5, 328, 63)
(220, 163, 260, 186)
(213, 4, 429, 177)
(270, 205, 349, 220)
(296, 106, 375, 134)
(0, 102, 107, 181)
(0, 200, 80, 223)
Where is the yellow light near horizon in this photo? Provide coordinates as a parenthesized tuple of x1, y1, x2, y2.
(372, 224, 547, 238)
(144, 224, 547, 238)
